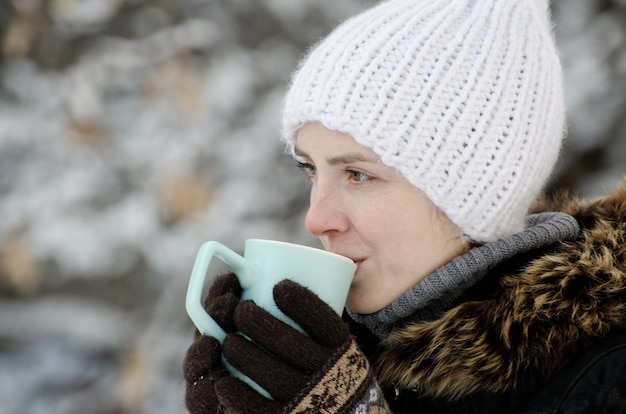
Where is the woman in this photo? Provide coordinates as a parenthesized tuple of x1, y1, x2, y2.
(184, 0, 626, 412)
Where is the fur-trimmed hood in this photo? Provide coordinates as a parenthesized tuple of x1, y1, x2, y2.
(374, 181, 626, 400)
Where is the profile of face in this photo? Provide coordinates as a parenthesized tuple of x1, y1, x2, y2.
(295, 122, 467, 314)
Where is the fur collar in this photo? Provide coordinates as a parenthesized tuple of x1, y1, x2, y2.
(374, 181, 626, 399)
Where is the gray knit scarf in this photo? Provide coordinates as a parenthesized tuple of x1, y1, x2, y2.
(347, 212, 581, 338)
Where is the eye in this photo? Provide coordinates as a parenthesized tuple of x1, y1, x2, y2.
(348, 169, 373, 183)
(296, 160, 316, 179)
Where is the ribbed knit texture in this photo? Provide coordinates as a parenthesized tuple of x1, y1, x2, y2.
(282, 0, 565, 242)
(348, 212, 580, 338)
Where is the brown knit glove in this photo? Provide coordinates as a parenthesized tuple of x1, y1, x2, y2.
(214, 280, 390, 414)
(183, 273, 242, 414)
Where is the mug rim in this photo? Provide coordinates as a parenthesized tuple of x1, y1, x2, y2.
(245, 238, 355, 265)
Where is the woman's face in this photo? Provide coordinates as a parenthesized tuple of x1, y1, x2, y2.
(295, 122, 466, 314)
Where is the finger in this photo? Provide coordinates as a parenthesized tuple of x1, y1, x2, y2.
(234, 300, 329, 372)
(203, 273, 242, 332)
(185, 373, 221, 414)
(205, 292, 240, 332)
(215, 376, 284, 414)
(206, 273, 241, 301)
(183, 335, 222, 382)
(183, 336, 227, 414)
(274, 280, 349, 348)
(222, 333, 308, 401)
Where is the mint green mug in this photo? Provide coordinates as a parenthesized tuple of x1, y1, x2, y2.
(185, 239, 356, 397)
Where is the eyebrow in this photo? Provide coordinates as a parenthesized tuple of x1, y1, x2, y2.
(294, 147, 380, 166)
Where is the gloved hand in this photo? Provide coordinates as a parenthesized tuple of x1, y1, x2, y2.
(214, 280, 391, 414)
(183, 273, 242, 414)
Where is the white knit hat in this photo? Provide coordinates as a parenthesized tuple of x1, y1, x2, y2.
(281, 0, 565, 243)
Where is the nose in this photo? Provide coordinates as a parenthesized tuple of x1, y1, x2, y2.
(304, 183, 349, 236)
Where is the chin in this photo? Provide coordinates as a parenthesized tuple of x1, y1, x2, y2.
(345, 294, 384, 315)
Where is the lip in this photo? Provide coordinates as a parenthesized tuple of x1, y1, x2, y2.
(333, 252, 362, 263)
(327, 248, 364, 270)
(345, 256, 365, 271)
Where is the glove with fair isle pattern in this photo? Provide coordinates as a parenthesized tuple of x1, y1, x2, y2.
(214, 279, 391, 414)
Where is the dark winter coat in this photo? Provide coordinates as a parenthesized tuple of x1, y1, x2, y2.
(350, 182, 626, 413)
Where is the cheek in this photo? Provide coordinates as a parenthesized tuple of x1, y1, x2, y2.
(368, 195, 436, 271)
(358, 202, 423, 266)
(350, 192, 419, 241)
(372, 199, 425, 242)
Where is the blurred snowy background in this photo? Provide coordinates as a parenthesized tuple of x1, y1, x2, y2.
(0, 0, 625, 413)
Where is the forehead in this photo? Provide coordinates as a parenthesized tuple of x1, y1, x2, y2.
(294, 123, 380, 162)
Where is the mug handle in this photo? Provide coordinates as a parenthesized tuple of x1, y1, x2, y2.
(185, 241, 256, 342)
